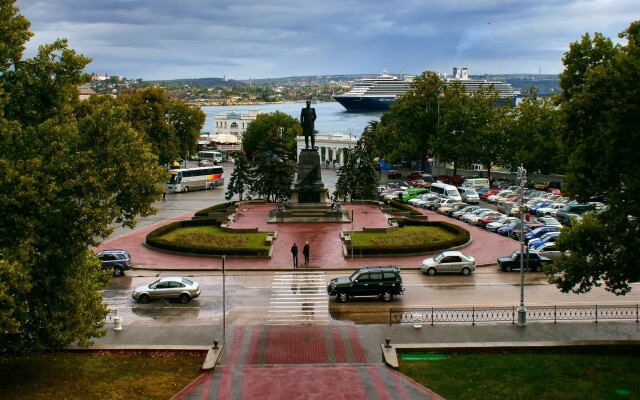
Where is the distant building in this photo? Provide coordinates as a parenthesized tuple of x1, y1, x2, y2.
(214, 110, 261, 142)
(78, 84, 96, 101)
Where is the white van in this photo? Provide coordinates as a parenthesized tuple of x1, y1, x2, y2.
(462, 178, 490, 190)
(429, 182, 462, 202)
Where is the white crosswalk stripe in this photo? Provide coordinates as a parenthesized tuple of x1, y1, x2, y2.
(267, 272, 330, 325)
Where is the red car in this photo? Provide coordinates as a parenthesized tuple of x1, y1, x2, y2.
(481, 188, 501, 200)
(438, 174, 465, 185)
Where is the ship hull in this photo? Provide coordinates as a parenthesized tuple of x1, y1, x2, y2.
(332, 95, 396, 112)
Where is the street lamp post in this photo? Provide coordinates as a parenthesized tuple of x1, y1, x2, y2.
(517, 164, 527, 327)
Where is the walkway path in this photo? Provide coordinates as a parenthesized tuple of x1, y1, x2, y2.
(98, 202, 520, 270)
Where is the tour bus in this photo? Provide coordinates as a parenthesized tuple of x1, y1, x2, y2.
(197, 150, 223, 163)
(429, 182, 462, 201)
(165, 166, 224, 193)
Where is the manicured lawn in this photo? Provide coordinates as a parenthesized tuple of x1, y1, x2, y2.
(399, 352, 640, 400)
(161, 225, 271, 251)
(352, 225, 457, 247)
(0, 351, 205, 400)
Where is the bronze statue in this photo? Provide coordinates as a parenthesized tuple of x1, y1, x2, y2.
(300, 100, 317, 149)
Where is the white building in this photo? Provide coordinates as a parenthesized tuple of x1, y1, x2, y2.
(214, 110, 261, 142)
(296, 132, 356, 167)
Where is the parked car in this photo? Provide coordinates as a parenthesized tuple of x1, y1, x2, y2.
(421, 251, 476, 276)
(486, 216, 518, 232)
(497, 251, 553, 272)
(132, 276, 201, 304)
(438, 174, 465, 186)
(528, 231, 561, 250)
(407, 171, 431, 181)
(459, 187, 480, 204)
(531, 242, 565, 261)
(388, 170, 401, 179)
(327, 266, 405, 302)
(556, 203, 596, 225)
(97, 249, 133, 277)
(477, 213, 506, 228)
(523, 225, 561, 244)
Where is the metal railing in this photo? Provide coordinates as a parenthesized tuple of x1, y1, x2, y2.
(390, 304, 639, 325)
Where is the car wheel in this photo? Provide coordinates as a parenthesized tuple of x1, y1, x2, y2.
(461, 267, 471, 276)
(179, 293, 191, 304)
(139, 294, 150, 304)
(505, 265, 513, 272)
(380, 291, 393, 302)
(112, 267, 124, 277)
(534, 264, 542, 272)
(337, 292, 349, 303)
(427, 267, 437, 276)
(183, 186, 190, 193)
(208, 184, 214, 190)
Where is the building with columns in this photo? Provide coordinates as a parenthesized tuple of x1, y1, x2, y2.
(295, 132, 356, 168)
(213, 110, 261, 142)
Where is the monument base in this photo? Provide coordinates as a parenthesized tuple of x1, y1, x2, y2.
(268, 202, 351, 223)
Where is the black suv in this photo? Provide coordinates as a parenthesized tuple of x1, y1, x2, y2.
(327, 266, 405, 302)
(97, 249, 133, 277)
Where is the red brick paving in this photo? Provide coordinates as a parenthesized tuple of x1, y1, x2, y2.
(98, 202, 519, 271)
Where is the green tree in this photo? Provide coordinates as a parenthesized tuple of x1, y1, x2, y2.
(503, 89, 565, 175)
(433, 81, 475, 176)
(374, 72, 445, 169)
(335, 138, 378, 201)
(241, 111, 300, 161)
(548, 21, 640, 295)
(0, 2, 167, 350)
(225, 151, 251, 201)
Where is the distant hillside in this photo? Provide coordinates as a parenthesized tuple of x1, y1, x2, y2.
(148, 73, 561, 97)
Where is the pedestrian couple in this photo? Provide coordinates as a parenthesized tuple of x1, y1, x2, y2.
(291, 241, 310, 268)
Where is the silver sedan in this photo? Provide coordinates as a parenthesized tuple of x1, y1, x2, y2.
(421, 251, 476, 276)
(132, 276, 201, 304)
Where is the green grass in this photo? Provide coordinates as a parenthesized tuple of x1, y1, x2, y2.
(0, 351, 205, 400)
(352, 225, 456, 247)
(399, 352, 640, 400)
(161, 225, 270, 250)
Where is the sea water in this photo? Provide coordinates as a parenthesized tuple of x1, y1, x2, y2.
(201, 102, 383, 138)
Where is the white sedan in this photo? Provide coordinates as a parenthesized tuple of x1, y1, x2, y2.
(421, 251, 476, 276)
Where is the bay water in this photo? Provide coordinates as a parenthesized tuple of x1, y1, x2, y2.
(201, 102, 383, 138)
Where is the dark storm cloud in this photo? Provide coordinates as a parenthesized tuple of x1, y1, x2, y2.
(15, 0, 640, 79)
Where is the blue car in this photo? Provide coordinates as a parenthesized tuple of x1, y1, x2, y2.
(524, 225, 561, 244)
(529, 231, 560, 250)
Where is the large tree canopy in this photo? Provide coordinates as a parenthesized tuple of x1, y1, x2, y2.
(0, 2, 168, 351)
(549, 21, 640, 295)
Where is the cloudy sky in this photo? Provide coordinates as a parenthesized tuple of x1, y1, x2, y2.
(15, 0, 639, 80)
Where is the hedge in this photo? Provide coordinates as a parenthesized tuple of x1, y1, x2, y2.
(194, 201, 235, 217)
(350, 218, 470, 256)
(145, 218, 270, 256)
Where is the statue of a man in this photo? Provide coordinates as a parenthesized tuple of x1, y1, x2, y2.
(300, 100, 317, 149)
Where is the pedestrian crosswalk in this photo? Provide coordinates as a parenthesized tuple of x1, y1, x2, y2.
(267, 272, 330, 325)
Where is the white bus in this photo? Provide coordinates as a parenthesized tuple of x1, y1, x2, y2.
(165, 166, 224, 193)
(429, 182, 462, 201)
(197, 150, 223, 163)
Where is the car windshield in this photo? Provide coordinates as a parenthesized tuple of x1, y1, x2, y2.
(149, 279, 162, 288)
(349, 271, 359, 281)
(434, 253, 445, 262)
(447, 190, 458, 196)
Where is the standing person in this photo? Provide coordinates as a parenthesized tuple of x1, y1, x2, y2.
(291, 243, 299, 268)
(303, 241, 310, 266)
(300, 100, 317, 149)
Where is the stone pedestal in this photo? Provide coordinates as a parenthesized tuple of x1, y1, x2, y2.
(268, 148, 350, 223)
(289, 149, 330, 204)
